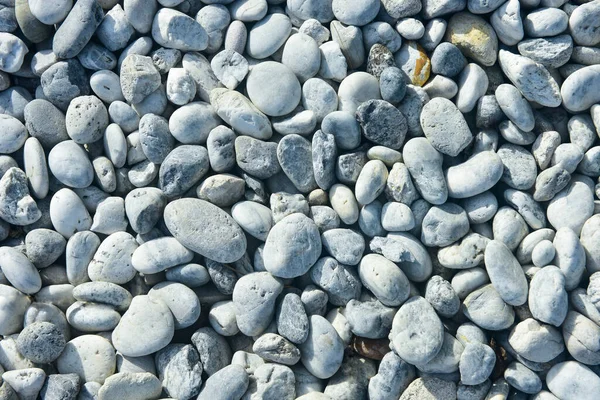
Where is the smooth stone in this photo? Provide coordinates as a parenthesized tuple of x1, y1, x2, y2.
(247, 61, 300, 117)
(445, 151, 503, 198)
(379, 66, 407, 103)
(298, 315, 344, 379)
(263, 213, 321, 278)
(452, 268, 490, 300)
(446, 12, 498, 66)
(25, 228, 65, 269)
(191, 327, 231, 377)
(0, 114, 26, 154)
(197, 173, 245, 207)
(234, 136, 280, 179)
(504, 189, 546, 230)
(337, 72, 381, 114)
(460, 191, 498, 224)
(197, 364, 249, 400)
(420, 97, 472, 157)
(547, 177, 594, 235)
(394, 41, 431, 87)
(1, 368, 45, 400)
(562, 311, 600, 365)
(112, 295, 173, 357)
(523, 7, 568, 38)
(399, 377, 456, 400)
(421, 203, 469, 247)
(151, 8, 207, 51)
(569, 1, 600, 46)
(23, 99, 69, 148)
(66, 301, 120, 332)
(302, 78, 338, 122)
(164, 198, 245, 263)
(508, 318, 564, 364)
(16, 322, 65, 364)
(581, 215, 600, 273)
(57, 335, 116, 383)
(546, 361, 600, 400)
(460, 343, 496, 386)
(232, 272, 282, 337)
(390, 296, 444, 365)
(561, 65, 600, 112)
(504, 361, 542, 394)
(0, 284, 31, 335)
(463, 284, 515, 330)
(491, 0, 523, 45)
(0, 246, 41, 294)
(528, 265, 567, 326)
(246, 13, 291, 59)
(229, 0, 267, 21)
(148, 282, 200, 330)
(52, 0, 104, 59)
(50, 188, 93, 238)
(48, 141, 94, 189)
(431, 42, 466, 78)
(131, 237, 193, 275)
(87, 232, 137, 284)
(438, 233, 489, 270)
(498, 49, 561, 107)
(403, 138, 447, 205)
(97, 372, 161, 400)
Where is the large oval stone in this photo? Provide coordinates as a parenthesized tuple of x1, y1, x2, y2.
(164, 198, 247, 263)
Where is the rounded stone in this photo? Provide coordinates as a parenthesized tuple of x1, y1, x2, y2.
(463, 284, 515, 331)
(148, 282, 200, 330)
(232, 272, 283, 337)
(298, 315, 344, 379)
(164, 198, 246, 264)
(246, 13, 292, 59)
(112, 295, 174, 357)
(16, 322, 65, 364)
(263, 213, 321, 279)
(246, 61, 301, 117)
(420, 97, 472, 157)
(546, 361, 600, 400)
(57, 335, 116, 383)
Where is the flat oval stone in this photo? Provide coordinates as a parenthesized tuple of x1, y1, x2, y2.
(390, 296, 444, 365)
(358, 253, 409, 306)
(309, 257, 361, 306)
(569, 1, 600, 46)
(132, 237, 193, 274)
(0, 246, 41, 294)
(112, 295, 174, 357)
(298, 315, 344, 379)
(88, 231, 137, 284)
(247, 61, 301, 117)
(561, 65, 600, 112)
(528, 265, 567, 327)
(263, 213, 321, 279)
(24, 99, 69, 148)
(97, 372, 161, 400)
(463, 284, 515, 331)
(164, 198, 246, 264)
(403, 137, 448, 205)
(420, 97, 472, 156)
(72, 282, 131, 311)
(445, 151, 503, 198)
(446, 12, 498, 66)
(554, 227, 586, 290)
(547, 177, 594, 235)
(66, 301, 121, 332)
(246, 13, 291, 59)
(197, 364, 248, 400)
(484, 240, 528, 306)
(52, 0, 104, 58)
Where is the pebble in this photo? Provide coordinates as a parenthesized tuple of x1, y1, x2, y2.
(56, 335, 115, 383)
(399, 377, 456, 400)
(197, 364, 249, 400)
(445, 151, 503, 198)
(233, 272, 283, 336)
(524, 7, 568, 38)
(463, 284, 515, 331)
(1, 367, 46, 400)
(191, 327, 231, 376)
(246, 13, 291, 59)
(0, 167, 41, 225)
(337, 71, 381, 114)
(52, 0, 103, 59)
(420, 97, 472, 156)
(357, 99, 407, 150)
(546, 361, 600, 400)
(112, 295, 173, 357)
(498, 49, 562, 107)
(298, 315, 344, 379)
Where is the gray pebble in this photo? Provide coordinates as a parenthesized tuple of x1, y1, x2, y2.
(420, 97, 472, 157)
(16, 322, 65, 364)
(425, 275, 460, 317)
(233, 272, 283, 336)
(517, 35, 573, 69)
(446, 151, 504, 199)
(0, 167, 41, 226)
(197, 364, 249, 400)
(152, 8, 207, 51)
(463, 284, 515, 331)
(421, 203, 469, 247)
(298, 315, 344, 379)
(40, 60, 89, 111)
(52, 0, 103, 59)
(379, 67, 407, 104)
(321, 111, 361, 150)
(312, 130, 337, 190)
(504, 361, 542, 394)
(390, 296, 444, 365)
(523, 7, 568, 38)
(546, 361, 600, 400)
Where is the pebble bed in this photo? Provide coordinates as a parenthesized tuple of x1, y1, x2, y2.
(0, 0, 599, 399)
